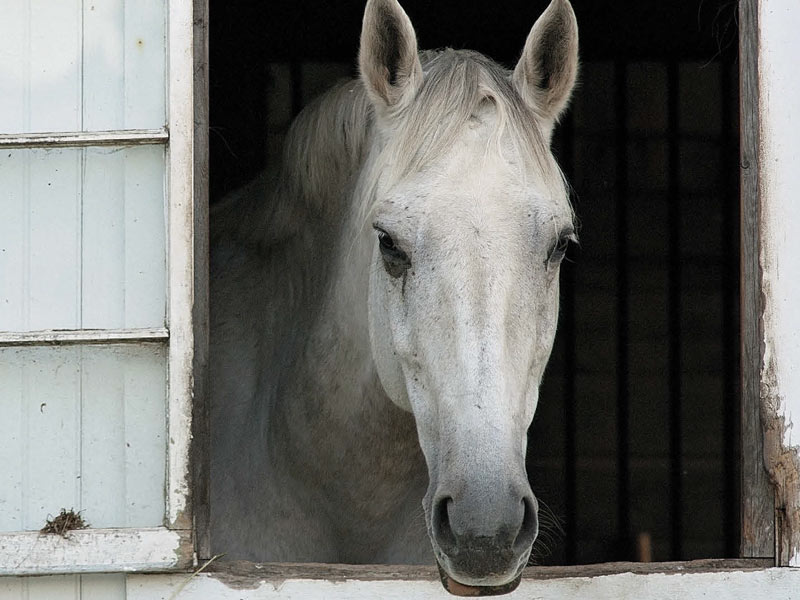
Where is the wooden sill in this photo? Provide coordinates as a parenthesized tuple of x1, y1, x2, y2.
(204, 558, 774, 586)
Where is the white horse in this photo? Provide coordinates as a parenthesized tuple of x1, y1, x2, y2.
(210, 0, 578, 594)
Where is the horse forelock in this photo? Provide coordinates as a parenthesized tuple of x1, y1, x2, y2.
(357, 48, 572, 226)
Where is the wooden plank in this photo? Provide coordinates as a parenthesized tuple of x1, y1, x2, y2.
(738, 0, 776, 560)
(122, 0, 167, 128)
(205, 558, 774, 585)
(0, 353, 24, 531)
(0, 141, 25, 330)
(0, 527, 192, 575)
(27, 0, 81, 133)
(753, 0, 800, 568)
(0, 328, 169, 346)
(0, 0, 25, 134)
(81, 146, 167, 329)
(27, 149, 81, 330)
(80, 350, 128, 528)
(81, 0, 126, 132)
(0, 130, 168, 148)
(79, 574, 127, 600)
(81, 149, 127, 327)
(192, 0, 212, 562)
(0, 345, 168, 534)
(165, 0, 196, 533)
(0, 575, 125, 600)
(120, 146, 168, 328)
(78, 344, 167, 529)
(22, 348, 81, 531)
(121, 345, 168, 527)
(2, 145, 167, 331)
(25, 575, 79, 600)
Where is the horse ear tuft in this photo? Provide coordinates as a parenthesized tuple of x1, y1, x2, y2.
(359, 0, 423, 113)
(513, 0, 579, 137)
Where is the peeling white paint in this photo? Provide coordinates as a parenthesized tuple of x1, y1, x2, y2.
(758, 0, 800, 567)
(123, 569, 800, 600)
(0, 528, 190, 576)
(165, 0, 196, 531)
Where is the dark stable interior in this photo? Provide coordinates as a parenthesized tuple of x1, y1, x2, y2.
(209, 0, 741, 565)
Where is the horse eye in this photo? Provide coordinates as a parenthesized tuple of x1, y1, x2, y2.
(374, 227, 411, 278)
(547, 230, 576, 266)
(378, 230, 396, 252)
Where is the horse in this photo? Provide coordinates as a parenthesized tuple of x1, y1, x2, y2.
(209, 0, 578, 594)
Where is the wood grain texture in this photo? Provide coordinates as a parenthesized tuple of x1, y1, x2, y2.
(0, 528, 192, 576)
(192, 0, 212, 562)
(204, 558, 773, 585)
(738, 0, 776, 560)
(0, 130, 168, 148)
(0, 328, 169, 346)
(165, 0, 198, 534)
(0, 344, 167, 533)
(752, 0, 800, 567)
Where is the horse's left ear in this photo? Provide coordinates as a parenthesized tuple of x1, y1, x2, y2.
(513, 0, 579, 137)
(359, 0, 423, 115)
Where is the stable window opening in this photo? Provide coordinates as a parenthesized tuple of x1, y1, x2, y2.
(203, 0, 768, 574)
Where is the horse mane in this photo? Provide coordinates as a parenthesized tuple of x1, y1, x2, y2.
(212, 49, 569, 250)
(211, 78, 374, 249)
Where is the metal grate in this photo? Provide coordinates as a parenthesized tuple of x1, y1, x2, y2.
(535, 57, 740, 565)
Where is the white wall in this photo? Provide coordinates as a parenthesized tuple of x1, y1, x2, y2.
(129, 568, 798, 599)
(3, 568, 800, 600)
(758, 0, 800, 567)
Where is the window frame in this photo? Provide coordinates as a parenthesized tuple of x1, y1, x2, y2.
(738, 0, 776, 563)
(0, 0, 203, 576)
(191, 0, 784, 575)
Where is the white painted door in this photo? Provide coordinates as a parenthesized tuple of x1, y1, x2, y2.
(0, 0, 198, 594)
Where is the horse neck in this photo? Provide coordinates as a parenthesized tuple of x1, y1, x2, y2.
(264, 173, 424, 498)
(266, 86, 409, 451)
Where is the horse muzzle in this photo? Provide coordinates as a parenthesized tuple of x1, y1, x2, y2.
(429, 490, 538, 596)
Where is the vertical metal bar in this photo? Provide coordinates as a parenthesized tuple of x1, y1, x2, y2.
(614, 60, 631, 560)
(667, 60, 683, 560)
(559, 111, 577, 565)
(720, 57, 741, 559)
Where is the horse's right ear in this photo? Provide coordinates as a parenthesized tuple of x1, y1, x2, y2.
(359, 0, 423, 114)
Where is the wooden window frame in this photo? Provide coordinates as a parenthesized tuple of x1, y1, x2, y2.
(192, 0, 783, 580)
(738, 0, 776, 563)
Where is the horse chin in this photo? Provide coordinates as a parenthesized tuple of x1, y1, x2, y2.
(435, 560, 524, 597)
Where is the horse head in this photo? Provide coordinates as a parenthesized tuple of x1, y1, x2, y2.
(360, 0, 578, 593)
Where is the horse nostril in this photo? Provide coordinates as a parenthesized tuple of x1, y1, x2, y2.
(513, 495, 539, 552)
(432, 496, 457, 553)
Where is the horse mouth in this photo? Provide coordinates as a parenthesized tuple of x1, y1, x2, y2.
(436, 560, 523, 597)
